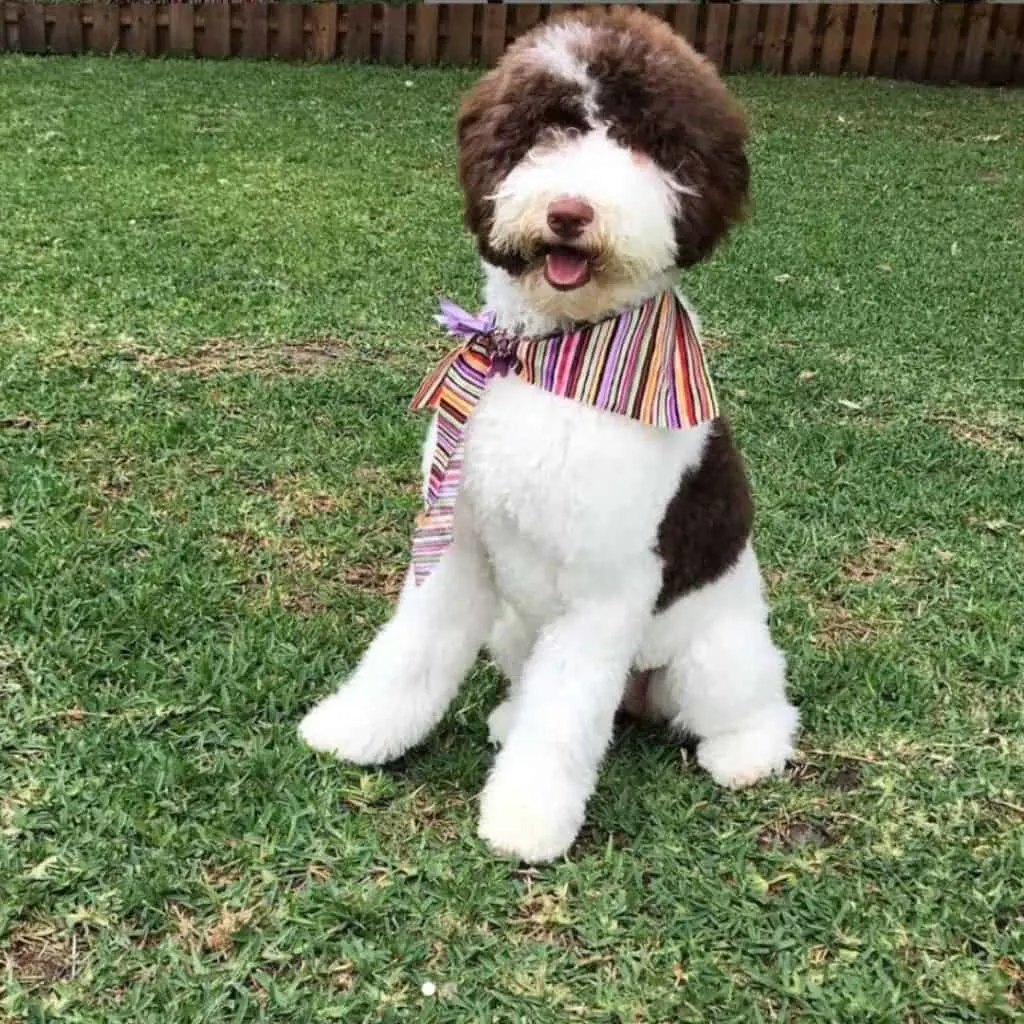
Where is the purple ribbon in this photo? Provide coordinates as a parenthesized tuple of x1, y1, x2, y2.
(435, 297, 516, 377)
(434, 297, 496, 339)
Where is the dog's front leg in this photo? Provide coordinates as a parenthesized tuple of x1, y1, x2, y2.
(299, 525, 497, 765)
(477, 564, 660, 863)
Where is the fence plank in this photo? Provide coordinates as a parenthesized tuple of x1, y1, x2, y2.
(380, 2, 406, 64)
(273, 0, 304, 60)
(50, 2, 82, 54)
(872, 2, 902, 79)
(411, 2, 438, 65)
(308, 2, 338, 61)
(959, 2, 993, 84)
(480, 2, 506, 66)
(903, 0, 934, 80)
(240, 2, 268, 58)
(789, 1, 819, 74)
(987, 3, 1022, 84)
(819, 4, 849, 75)
(4, 2, 16, 51)
(761, 3, 791, 73)
(18, 2, 46, 53)
(1015, 21, 1024, 86)
(125, 2, 156, 57)
(343, 3, 372, 62)
(198, 2, 231, 59)
(511, 3, 542, 43)
(930, 3, 965, 83)
(87, 0, 120, 53)
(703, 0, 730, 69)
(671, 1, 699, 48)
(443, 3, 474, 65)
(847, 3, 878, 75)
(167, 2, 194, 57)
(728, 3, 758, 72)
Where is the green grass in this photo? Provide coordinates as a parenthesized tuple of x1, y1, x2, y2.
(1, 55, 1022, 1023)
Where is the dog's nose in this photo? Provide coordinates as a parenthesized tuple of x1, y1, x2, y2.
(546, 197, 594, 239)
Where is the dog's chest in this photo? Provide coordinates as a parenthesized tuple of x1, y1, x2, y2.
(459, 376, 708, 601)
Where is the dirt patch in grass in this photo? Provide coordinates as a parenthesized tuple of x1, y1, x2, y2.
(515, 883, 580, 948)
(1, 415, 46, 430)
(96, 472, 133, 500)
(247, 474, 343, 526)
(342, 560, 405, 599)
(757, 817, 834, 851)
(221, 529, 333, 613)
(811, 600, 900, 648)
(998, 957, 1024, 1009)
(928, 412, 1024, 458)
(790, 757, 863, 792)
(223, 520, 406, 611)
(841, 536, 908, 583)
(167, 903, 254, 956)
(250, 470, 417, 528)
(222, 529, 329, 571)
(134, 340, 348, 378)
(200, 863, 245, 889)
(286, 863, 332, 893)
(204, 907, 255, 954)
(575, 825, 633, 856)
(3, 923, 82, 988)
(328, 958, 357, 992)
(402, 789, 469, 842)
(986, 796, 1024, 822)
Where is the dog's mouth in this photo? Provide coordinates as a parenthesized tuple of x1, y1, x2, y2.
(542, 245, 593, 291)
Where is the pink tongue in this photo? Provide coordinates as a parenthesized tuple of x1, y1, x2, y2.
(544, 247, 591, 289)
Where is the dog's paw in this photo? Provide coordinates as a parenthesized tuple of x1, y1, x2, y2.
(298, 685, 409, 765)
(696, 705, 798, 789)
(478, 762, 585, 863)
(486, 700, 515, 747)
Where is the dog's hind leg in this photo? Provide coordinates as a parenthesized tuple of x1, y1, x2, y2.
(299, 522, 497, 765)
(644, 544, 799, 788)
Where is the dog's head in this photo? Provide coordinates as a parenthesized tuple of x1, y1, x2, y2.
(457, 7, 749, 325)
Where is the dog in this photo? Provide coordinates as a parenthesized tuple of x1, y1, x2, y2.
(300, 6, 799, 863)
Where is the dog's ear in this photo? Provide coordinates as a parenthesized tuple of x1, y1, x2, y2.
(669, 100, 750, 268)
(456, 69, 506, 242)
(586, 12, 750, 267)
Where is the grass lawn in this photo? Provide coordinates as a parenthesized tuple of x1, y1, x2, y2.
(1, 54, 1022, 1022)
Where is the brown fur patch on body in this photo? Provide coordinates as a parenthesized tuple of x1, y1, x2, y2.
(656, 418, 754, 610)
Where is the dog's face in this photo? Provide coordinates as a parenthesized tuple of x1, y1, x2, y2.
(457, 8, 749, 324)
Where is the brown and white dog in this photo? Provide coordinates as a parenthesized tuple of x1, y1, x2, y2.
(300, 7, 799, 863)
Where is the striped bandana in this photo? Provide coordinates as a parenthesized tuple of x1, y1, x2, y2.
(408, 288, 718, 585)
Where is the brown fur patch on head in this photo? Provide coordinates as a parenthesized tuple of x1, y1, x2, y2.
(581, 7, 750, 266)
(456, 5, 749, 271)
(457, 69, 590, 273)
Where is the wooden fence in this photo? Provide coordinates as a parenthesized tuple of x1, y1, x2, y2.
(1, 3, 1022, 85)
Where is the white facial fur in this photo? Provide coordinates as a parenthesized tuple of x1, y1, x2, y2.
(487, 126, 692, 327)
